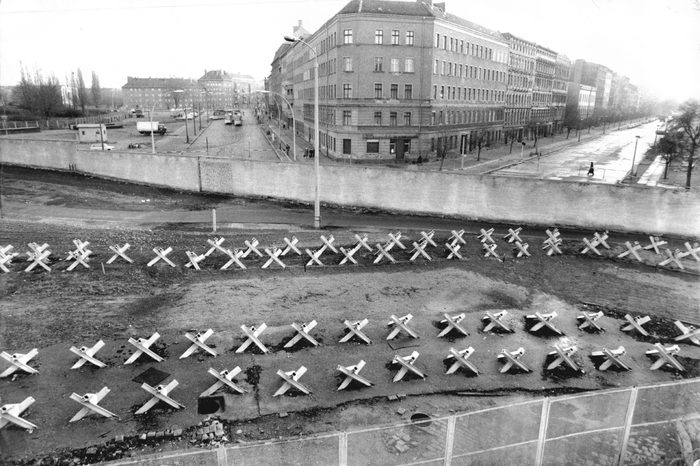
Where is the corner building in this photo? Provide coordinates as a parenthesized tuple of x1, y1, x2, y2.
(269, 0, 508, 161)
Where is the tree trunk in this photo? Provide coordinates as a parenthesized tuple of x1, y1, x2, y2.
(664, 157, 669, 179)
(686, 144, 696, 189)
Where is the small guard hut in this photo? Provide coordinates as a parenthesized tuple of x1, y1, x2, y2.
(76, 124, 107, 143)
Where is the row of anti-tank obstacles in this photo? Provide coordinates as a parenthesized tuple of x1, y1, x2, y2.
(3, 309, 699, 433)
(1, 228, 698, 274)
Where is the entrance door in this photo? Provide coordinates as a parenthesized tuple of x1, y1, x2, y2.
(393, 138, 405, 161)
(460, 134, 468, 154)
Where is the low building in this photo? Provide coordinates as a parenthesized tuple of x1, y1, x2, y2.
(76, 124, 107, 143)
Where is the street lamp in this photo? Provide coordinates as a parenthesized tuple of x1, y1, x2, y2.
(148, 103, 156, 154)
(631, 135, 641, 177)
(285, 35, 320, 229)
(256, 90, 297, 161)
(173, 90, 189, 144)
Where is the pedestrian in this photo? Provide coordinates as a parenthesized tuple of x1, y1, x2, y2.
(587, 162, 595, 177)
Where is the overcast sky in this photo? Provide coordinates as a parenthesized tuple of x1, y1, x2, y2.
(1, 0, 699, 101)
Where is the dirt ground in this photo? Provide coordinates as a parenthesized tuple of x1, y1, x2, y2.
(0, 167, 699, 465)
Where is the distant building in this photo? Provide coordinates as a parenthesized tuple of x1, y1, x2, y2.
(502, 33, 535, 142)
(532, 44, 556, 137)
(566, 83, 596, 122)
(552, 55, 571, 133)
(198, 69, 255, 110)
(122, 77, 201, 111)
(572, 59, 612, 119)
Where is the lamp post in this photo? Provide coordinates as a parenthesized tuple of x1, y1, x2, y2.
(173, 90, 189, 144)
(631, 135, 641, 177)
(285, 35, 320, 229)
(148, 103, 156, 154)
(256, 90, 296, 161)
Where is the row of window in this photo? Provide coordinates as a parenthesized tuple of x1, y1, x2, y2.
(366, 138, 411, 155)
(535, 62, 555, 76)
(433, 85, 505, 103)
(507, 74, 533, 89)
(343, 57, 414, 73)
(433, 60, 505, 83)
(373, 83, 413, 100)
(431, 109, 504, 125)
(374, 29, 415, 46)
(506, 93, 532, 107)
(505, 108, 530, 125)
(509, 55, 535, 73)
(434, 33, 506, 63)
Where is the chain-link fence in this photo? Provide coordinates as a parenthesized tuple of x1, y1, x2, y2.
(106, 378, 700, 466)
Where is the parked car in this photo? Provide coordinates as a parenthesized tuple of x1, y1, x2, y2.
(209, 114, 224, 120)
(90, 143, 115, 151)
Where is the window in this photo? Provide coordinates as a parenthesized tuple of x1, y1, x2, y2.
(434, 59, 439, 74)
(367, 139, 379, 153)
(374, 57, 384, 72)
(390, 139, 396, 154)
(343, 138, 351, 154)
(435, 33, 440, 48)
(391, 30, 400, 45)
(374, 111, 382, 125)
(433, 85, 437, 99)
(443, 36, 447, 49)
(404, 84, 412, 100)
(374, 83, 382, 99)
(431, 111, 436, 125)
(343, 29, 353, 44)
(403, 112, 411, 126)
(343, 57, 352, 72)
(375, 30, 383, 44)
(390, 59, 400, 73)
(343, 110, 351, 125)
(440, 86, 444, 99)
(405, 31, 414, 46)
(404, 58, 414, 73)
(343, 83, 352, 98)
(390, 112, 397, 126)
(390, 84, 398, 99)
(441, 61, 446, 75)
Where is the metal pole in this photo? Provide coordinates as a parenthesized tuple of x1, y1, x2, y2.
(150, 104, 156, 154)
(184, 105, 190, 143)
(631, 136, 640, 176)
(313, 54, 320, 229)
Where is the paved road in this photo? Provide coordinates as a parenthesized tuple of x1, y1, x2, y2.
(492, 122, 659, 184)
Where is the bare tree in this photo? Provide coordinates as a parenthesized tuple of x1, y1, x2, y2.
(76, 68, 88, 114)
(658, 133, 681, 180)
(668, 100, 700, 189)
(91, 71, 101, 107)
(12, 66, 62, 117)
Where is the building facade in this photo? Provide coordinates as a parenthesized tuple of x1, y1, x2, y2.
(572, 59, 612, 119)
(502, 33, 535, 142)
(122, 77, 200, 111)
(198, 70, 255, 110)
(532, 44, 556, 137)
(566, 83, 596, 122)
(552, 54, 570, 133)
(269, 0, 508, 161)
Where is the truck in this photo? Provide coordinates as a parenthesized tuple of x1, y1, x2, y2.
(136, 121, 167, 135)
(233, 112, 243, 126)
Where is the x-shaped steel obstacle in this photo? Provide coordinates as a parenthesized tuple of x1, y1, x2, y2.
(644, 236, 667, 255)
(70, 340, 107, 369)
(284, 320, 320, 348)
(659, 249, 685, 270)
(577, 311, 604, 332)
(241, 238, 263, 258)
(124, 333, 163, 364)
(387, 314, 419, 340)
(504, 227, 523, 244)
(204, 237, 227, 257)
(262, 248, 286, 269)
(678, 242, 700, 262)
(281, 236, 302, 256)
(339, 244, 361, 265)
(409, 241, 432, 262)
(0, 397, 37, 432)
(184, 251, 206, 270)
(201, 367, 246, 397)
(646, 343, 685, 371)
(446, 242, 464, 260)
(180, 329, 217, 359)
(337, 360, 373, 390)
(391, 351, 425, 382)
(274, 366, 311, 396)
(592, 346, 631, 371)
(135, 380, 184, 414)
(482, 310, 513, 333)
(420, 230, 438, 248)
(545, 228, 561, 244)
(354, 234, 373, 252)
(340, 319, 372, 344)
(373, 243, 397, 264)
(478, 228, 495, 244)
(25, 242, 51, 272)
(320, 235, 339, 253)
(617, 241, 644, 262)
(593, 231, 610, 249)
(65, 239, 92, 271)
(542, 237, 563, 256)
(621, 314, 651, 337)
(107, 243, 133, 264)
(438, 313, 469, 338)
(445, 347, 479, 375)
(514, 241, 531, 258)
(306, 236, 337, 266)
(69, 387, 117, 422)
(147, 247, 176, 267)
(482, 243, 502, 261)
(0, 245, 19, 273)
(526, 311, 563, 335)
(236, 324, 269, 354)
(497, 347, 531, 373)
(674, 321, 700, 346)
(547, 344, 582, 372)
(221, 248, 246, 270)
(580, 237, 602, 256)
(386, 232, 406, 251)
(449, 229, 466, 245)
(1, 348, 39, 378)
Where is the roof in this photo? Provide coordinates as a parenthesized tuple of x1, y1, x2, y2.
(122, 77, 198, 90)
(337, 0, 432, 16)
(199, 70, 255, 82)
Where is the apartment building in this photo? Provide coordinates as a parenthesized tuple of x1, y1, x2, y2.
(198, 69, 255, 110)
(501, 33, 535, 142)
(566, 83, 596, 121)
(532, 44, 556, 137)
(572, 59, 612, 119)
(122, 77, 200, 111)
(269, 0, 508, 161)
(552, 55, 571, 133)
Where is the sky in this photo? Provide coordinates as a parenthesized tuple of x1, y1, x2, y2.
(1, 0, 699, 101)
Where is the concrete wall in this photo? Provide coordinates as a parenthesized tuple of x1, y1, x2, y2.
(2, 137, 699, 237)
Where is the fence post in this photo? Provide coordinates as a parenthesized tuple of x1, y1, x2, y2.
(338, 432, 347, 466)
(443, 414, 457, 466)
(616, 387, 638, 466)
(535, 397, 551, 466)
(212, 208, 217, 233)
